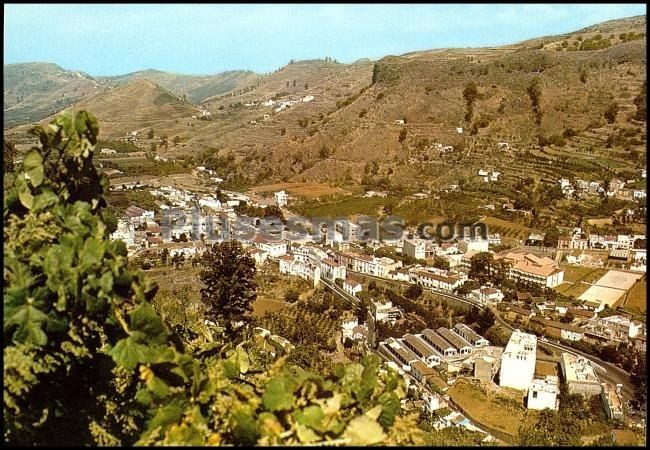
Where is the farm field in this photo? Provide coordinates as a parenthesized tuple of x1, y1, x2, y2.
(561, 266, 609, 284)
(448, 379, 533, 443)
(249, 182, 350, 199)
(481, 217, 540, 241)
(535, 361, 558, 377)
(619, 278, 647, 313)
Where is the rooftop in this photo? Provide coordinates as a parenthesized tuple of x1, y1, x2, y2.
(561, 353, 599, 384)
(504, 330, 536, 357)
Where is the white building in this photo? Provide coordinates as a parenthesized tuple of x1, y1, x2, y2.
(469, 286, 504, 305)
(402, 238, 433, 260)
(251, 234, 287, 257)
(343, 276, 363, 297)
(100, 148, 117, 155)
(493, 252, 565, 288)
(321, 258, 347, 281)
(527, 376, 559, 410)
(413, 269, 465, 292)
(499, 330, 537, 392)
(560, 353, 601, 397)
(274, 190, 288, 207)
(458, 238, 489, 254)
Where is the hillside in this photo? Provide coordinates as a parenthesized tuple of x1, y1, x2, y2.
(4, 79, 205, 142)
(5, 15, 646, 194)
(97, 69, 262, 104)
(3, 62, 105, 128)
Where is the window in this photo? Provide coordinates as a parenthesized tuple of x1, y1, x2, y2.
(532, 391, 538, 398)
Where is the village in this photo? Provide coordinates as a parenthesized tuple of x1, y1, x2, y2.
(108, 168, 646, 445)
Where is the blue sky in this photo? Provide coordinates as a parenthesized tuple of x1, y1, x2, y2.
(4, 4, 647, 76)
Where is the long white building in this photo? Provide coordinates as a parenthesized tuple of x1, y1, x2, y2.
(499, 330, 537, 392)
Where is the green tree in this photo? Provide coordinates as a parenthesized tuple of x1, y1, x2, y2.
(199, 240, 257, 334)
(4, 140, 16, 174)
(469, 252, 493, 284)
(4, 110, 424, 447)
(527, 76, 543, 125)
(147, 128, 155, 139)
(161, 247, 170, 265)
(398, 128, 407, 143)
(404, 284, 423, 300)
(604, 102, 619, 124)
(462, 81, 478, 123)
(633, 81, 646, 121)
(543, 225, 560, 247)
(284, 289, 299, 303)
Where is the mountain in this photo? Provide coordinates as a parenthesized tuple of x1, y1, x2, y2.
(5, 79, 202, 141)
(5, 15, 646, 192)
(97, 69, 262, 104)
(4, 62, 104, 128)
(3, 64, 261, 129)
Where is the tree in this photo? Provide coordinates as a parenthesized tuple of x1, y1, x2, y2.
(633, 81, 646, 121)
(4, 110, 421, 447)
(604, 102, 619, 123)
(284, 289, 299, 303)
(147, 128, 155, 139)
(304, 83, 308, 90)
(543, 225, 560, 247)
(527, 76, 543, 125)
(404, 284, 423, 300)
(4, 140, 16, 173)
(171, 252, 185, 268)
(398, 128, 407, 143)
(161, 247, 170, 265)
(200, 240, 257, 334)
(462, 81, 479, 123)
(469, 252, 493, 284)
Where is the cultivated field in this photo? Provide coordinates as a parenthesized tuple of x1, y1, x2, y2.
(249, 182, 350, 199)
(579, 285, 626, 307)
(619, 278, 647, 313)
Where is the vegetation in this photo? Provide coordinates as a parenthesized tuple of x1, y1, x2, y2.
(4, 111, 425, 446)
(199, 241, 258, 335)
(527, 76, 543, 125)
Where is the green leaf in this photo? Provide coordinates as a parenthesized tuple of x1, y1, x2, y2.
(4, 304, 48, 346)
(343, 415, 386, 445)
(129, 302, 168, 343)
(22, 149, 44, 187)
(79, 237, 104, 271)
(31, 190, 58, 212)
(109, 337, 161, 370)
(296, 423, 320, 443)
(230, 408, 259, 446)
(262, 377, 295, 412)
(235, 346, 250, 374)
(296, 405, 325, 432)
(16, 175, 33, 210)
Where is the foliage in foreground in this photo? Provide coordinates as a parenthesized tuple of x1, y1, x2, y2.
(3, 111, 422, 446)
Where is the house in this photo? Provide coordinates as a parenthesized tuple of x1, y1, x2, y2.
(493, 252, 565, 288)
(458, 237, 489, 254)
(274, 190, 288, 207)
(402, 334, 443, 367)
(342, 275, 363, 297)
(469, 286, 504, 305)
(567, 307, 596, 321)
(454, 323, 489, 347)
(394, 119, 405, 125)
(247, 247, 268, 266)
(527, 376, 559, 410)
(302, 95, 314, 102)
(505, 306, 535, 324)
(410, 360, 438, 384)
(124, 205, 155, 223)
(420, 329, 457, 358)
(250, 234, 287, 257)
(100, 148, 117, 155)
(403, 238, 434, 260)
(560, 353, 601, 397)
(584, 315, 642, 344)
(500, 330, 537, 392)
(601, 383, 624, 420)
(414, 269, 464, 292)
(371, 300, 403, 324)
(543, 320, 584, 341)
(437, 327, 473, 355)
(341, 318, 366, 342)
(321, 258, 346, 281)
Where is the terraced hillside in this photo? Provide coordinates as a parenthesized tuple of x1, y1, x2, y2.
(4, 62, 106, 128)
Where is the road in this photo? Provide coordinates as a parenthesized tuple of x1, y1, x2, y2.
(319, 269, 635, 403)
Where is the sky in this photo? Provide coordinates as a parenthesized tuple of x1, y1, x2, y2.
(4, 3, 647, 76)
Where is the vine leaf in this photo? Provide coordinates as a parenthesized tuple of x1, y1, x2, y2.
(22, 149, 44, 187)
(4, 303, 48, 346)
(343, 415, 386, 445)
(262, 376, 295, 412)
